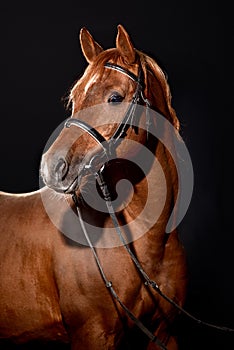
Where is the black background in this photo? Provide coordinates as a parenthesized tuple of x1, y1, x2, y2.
(0, 1, 233, 349)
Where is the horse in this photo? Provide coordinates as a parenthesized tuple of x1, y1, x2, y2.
(0, 25, 190, 349)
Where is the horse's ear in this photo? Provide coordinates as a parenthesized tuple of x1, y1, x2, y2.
(116, 24, 136, 64)
(80, 27, 103, 64)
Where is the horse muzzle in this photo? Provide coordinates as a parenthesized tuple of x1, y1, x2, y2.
(40, 138, 109, 194)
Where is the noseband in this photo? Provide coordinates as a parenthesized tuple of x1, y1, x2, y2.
(64, 62, 150, 162)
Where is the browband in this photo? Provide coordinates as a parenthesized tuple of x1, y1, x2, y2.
(104, 62, 144, 86)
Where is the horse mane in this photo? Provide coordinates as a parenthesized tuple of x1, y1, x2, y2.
(136, 49, 180, 132)
(68, 48, 180, 133)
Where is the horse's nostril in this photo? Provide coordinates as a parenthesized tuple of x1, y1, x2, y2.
(55, 158, 68, 180)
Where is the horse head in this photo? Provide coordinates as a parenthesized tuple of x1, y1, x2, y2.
(40, 25, 180, 202)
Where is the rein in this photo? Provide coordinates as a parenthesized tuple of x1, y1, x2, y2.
(72, 189, 167, 350)
(72, 171, 234, 350)
(66, 62, 234, 349)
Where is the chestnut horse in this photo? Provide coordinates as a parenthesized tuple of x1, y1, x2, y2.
(0, 25, 189, 349)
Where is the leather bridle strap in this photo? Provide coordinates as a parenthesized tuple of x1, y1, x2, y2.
(104, 62, 143, 84)
(72, 192, 168, 350)
(64, 118, 107, 151)
(106, 63, 145, 149)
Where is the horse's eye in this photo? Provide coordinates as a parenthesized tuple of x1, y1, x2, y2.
(108, 93, 124, 104)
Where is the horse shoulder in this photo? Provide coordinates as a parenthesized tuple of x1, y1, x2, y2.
(0, 190, 69, 344)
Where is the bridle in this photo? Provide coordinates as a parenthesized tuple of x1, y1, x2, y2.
(65, 62, 151, 161)
(64, 61, 234, 349)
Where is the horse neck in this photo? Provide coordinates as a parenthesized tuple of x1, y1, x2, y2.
(122, 139, 177, 231)
(67, 137, 178, 252)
